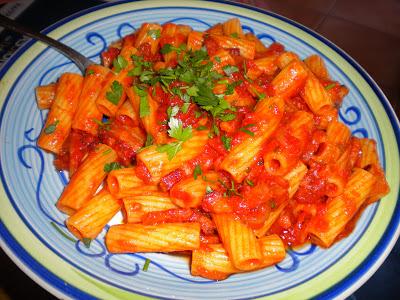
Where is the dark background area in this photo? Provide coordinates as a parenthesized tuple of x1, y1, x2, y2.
(0, 0, 399, 299)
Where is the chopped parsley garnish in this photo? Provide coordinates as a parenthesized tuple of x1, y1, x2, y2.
(245, 179, 254, 186)
(128, 54, 153, 77)
(86, 69, 95, 75)
(156, 117, 193, 160)
(193, 164, 202, 180)
(103, 149, 112, 155)
(181, 102, 190, 114)
(167, 105, 179, 119)
(44, 120, 59, 134)
(156, 142, 183, 160)
(221, 135, 232, 151)
(214, 56, 221, 63)
(219, 113, 236, 121)
(147, 29, 161, 39)
(145, 134, 154, 147)
(112, 55, 128, 73)
(134, 85, 150, 117)
(251, 87, 266, 100)
(167, 117, 193, 141)
(82, 238, 92, 248)
(104, 162, 122, 172)
(143, 258, 151, 271)
(325, 83, 336, 90)
(196, 125, 208, 131)
(218, 179, 242, 197)
(160, 43, 186, 55)
(230, 32, 239, 38)
(50, 222, 75, 242)
(240, 124, 256, 136)
(206, 186, 213, 194)
(269, 200, 277, 209)
(106, 81, 123, 105)
(223, 65, 239, 76)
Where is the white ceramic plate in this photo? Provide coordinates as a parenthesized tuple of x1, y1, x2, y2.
(0, 1, 399, 299)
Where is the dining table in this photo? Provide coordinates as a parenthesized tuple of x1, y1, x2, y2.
(0, 0, 399, 299)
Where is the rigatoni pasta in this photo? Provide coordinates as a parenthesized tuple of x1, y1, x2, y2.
(35, 18, 389, 281)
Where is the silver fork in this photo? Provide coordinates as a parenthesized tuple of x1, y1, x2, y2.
(0, 14, 96, 73)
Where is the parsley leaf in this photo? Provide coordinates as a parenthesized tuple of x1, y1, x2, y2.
(221, 135, 232, 151)
(134, 85, 150, 117)
(160, 44, 173, 54)
(143, 258, 151, 271)
(219, 113, 236, 121)
(325, 83, 336, 90)
(193, 164, 202, 179)
(82, 238, 92, 248)
(246, 179, 254, 186)
(186, 85, 199, 97)
(145, 134, 154, 147)
(44, 120, 59, 134)
(113, 55, 128, 73)
(181, 103, 190, 114)
(156, 141, 183, 160)
(147, 29, 161, 39)
(157, 118, 193, 160)
(240, 124, 256, 136)
(223, 65, 239, 76)
(106, 81, 123, 105)
(167, 105, 179, 119)
(86, 69, 95, 75)
(168, 117, 192, 141)
(104, 162, 122, 172)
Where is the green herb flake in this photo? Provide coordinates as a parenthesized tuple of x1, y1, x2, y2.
(143, 258, 151, 271)
(156, 141, 183, 160)
(206, 186, 213, 194)
(223, 65, 239, 76)
(181, 103, 190, 114)
(82, 238, 92, 248)
(246, 179, 254, 187)
(113, 55, 128, 73)
(160, 44, 173, 54)
(221, 135, 232, 151)
(44, 120, 59, 134)
(167, 117, 193, 142)
(145, 134, 154, 147)
(219, 113, 236, 122)
(140, 70, 155, 82)
(86, 69, 95, 75)
(193, 164, 202, 180)
(186, 85, 199, 97)
(134, 85, 151, 117)
(103, 149, 112, 155)
(240, 124, 256, 137)
(214, 56, 221, 63)
(106, 81, 123, 105)
(230, 32, 239, 38)
(167, 105, 179, 119)
(269, 200, 277, 209)
(325, 83, 336, 90)
(104, 162, 122, 173)
(50, 222, 75, 243)
(196, 125, 208, 131)
(147, 29, 161, 40)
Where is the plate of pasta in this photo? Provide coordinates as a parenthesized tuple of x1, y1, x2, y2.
(0, 0, 399, 299)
